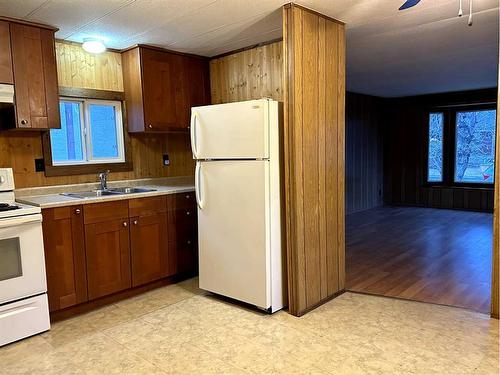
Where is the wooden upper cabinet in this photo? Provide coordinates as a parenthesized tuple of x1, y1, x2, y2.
(9, 23, 60, 130)
(42, 206, 87, 312)
(141, 48, 178, 131)
(122, 45, 210, 133)
(0, 21, 13, 84)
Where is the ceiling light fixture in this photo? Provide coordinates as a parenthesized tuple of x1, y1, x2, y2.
(82, 38, 106, 54)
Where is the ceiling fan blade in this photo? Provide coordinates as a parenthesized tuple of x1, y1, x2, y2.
(399, 0, 421, 10)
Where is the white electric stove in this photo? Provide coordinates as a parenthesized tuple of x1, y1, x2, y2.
(0, 168, 50, 347)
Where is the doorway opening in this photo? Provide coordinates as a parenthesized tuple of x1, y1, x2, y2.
(344, 91, 497, 314)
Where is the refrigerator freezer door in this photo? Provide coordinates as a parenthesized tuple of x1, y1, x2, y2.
(197, 160, 270, 309)
(191, 99, 269, 160)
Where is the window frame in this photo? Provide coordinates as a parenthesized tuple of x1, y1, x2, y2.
(425, 103, 496, 189)
(42, 87, 132, 177)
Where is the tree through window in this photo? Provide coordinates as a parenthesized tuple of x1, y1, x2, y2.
(428, 112, 444, 182)
(455, 110, 496, 184)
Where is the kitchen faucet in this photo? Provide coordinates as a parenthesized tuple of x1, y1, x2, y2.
(99, 170, 110, 191)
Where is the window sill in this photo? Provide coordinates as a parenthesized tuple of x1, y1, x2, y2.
(43, 161, 133, 177)
(423, 184, 494, 191)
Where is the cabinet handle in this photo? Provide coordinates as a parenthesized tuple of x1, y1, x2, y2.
(20, 119, 28, 125)
(148, 124, 153, 129)
(186, 194, 190, 199)
(123, 221, 128, 227)
(75, 208, 81, 214)
(186, 211, 191, 216)
(187, 240, 191, 245)
(133, 220, 138, 225)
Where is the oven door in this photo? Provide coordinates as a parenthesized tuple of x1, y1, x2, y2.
(0, 214, 46, 304)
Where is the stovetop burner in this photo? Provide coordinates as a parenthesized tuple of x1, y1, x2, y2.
(0, 203, 20, 212)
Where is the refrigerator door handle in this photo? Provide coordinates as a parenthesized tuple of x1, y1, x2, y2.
(190, 111, 198, 159)
(195, 162, 204, 209)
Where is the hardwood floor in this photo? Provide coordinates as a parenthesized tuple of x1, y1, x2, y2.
(346, 206, 493, 313)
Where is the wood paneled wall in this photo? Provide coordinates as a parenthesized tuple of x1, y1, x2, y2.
(283, 4, 345, 316)
(209, 41, 283, 104)
(0, 41, 194, 189)
(383, 89, 497, 212)
(0, 132, 194, 188)
(56, 41, 124, 91)
(346, 92, 384, 214)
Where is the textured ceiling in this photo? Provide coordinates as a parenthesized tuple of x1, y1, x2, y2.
(0, 0, 497, 97)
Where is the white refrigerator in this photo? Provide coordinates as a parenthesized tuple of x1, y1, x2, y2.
(190, 98, 286, 313)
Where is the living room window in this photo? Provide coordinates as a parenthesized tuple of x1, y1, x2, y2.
(426, 106, 497, 186)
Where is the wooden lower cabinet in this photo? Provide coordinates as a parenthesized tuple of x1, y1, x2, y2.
(167, 193, 198, 275)
(42, 205, 87, 312)
(130, 212, 169, 286)
(85, 218, 132, 300)
(168, 239, 198, 275)
(43, 192, 197, 313)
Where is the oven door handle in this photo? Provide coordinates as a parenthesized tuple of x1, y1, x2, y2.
(0, 214, 42, 229)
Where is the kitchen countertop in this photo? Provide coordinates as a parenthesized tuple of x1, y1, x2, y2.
(15, 176, 195, 209)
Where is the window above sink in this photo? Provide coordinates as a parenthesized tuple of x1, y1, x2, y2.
(41, 88, 133, 177)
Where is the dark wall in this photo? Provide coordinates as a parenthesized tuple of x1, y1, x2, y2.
(345, 92, 384, 214)
(383, 88, 497, 212)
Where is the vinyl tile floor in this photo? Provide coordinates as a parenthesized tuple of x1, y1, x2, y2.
(1, 278, 498, 374)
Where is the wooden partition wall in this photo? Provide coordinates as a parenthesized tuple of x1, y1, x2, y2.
(283, 3, 346, 316)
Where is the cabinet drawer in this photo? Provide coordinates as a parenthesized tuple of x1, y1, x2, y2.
(129, 196, 166, 217)
(84, 200, 129, 224)
(43, 205, 83, 221)
(167, 208, 197, 242)
(167, 192, 196, 210)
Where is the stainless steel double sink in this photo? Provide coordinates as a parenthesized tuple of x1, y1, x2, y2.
(61, 187, 156, 199)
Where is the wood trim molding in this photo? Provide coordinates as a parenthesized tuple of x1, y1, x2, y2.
(120, 44, 209, 60)
(491, 78, 499, 319)
(55, 39, 122, 53)
(59, 87, 125, 101)
(283, 3, 345, 25)
(0, 15, 58, 31)
(210, 38, 283, 60)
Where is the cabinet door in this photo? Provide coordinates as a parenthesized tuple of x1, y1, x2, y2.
(130, 212, 169, 286)
(85, 218, 131, 300)
(168, 238, 198, 276)
(175, 56, 210, 129)
(0, 21, 13, 84)
(42, 206, 87, 312)
(10, 24, 60, 129)
(141, 48, 178, 131)
(167, 207, 197, 243)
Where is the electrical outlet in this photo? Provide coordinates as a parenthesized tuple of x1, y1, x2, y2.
(163, 154, 170, 166)
(35, 158, 45, 172)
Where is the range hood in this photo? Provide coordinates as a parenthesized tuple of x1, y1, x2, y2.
(0, 84, 14, 104)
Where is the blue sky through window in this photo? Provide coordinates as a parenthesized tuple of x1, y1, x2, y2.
(50, 101, 84, 163)
(89, 104, 119, 159)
